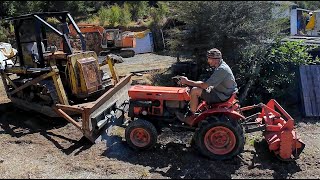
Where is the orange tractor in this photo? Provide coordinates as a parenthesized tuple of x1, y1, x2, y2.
(68, 24, 136, 58)
(124, 76, 305, 161)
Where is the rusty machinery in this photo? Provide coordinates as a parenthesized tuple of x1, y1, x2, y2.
(1, 11, 132, 142)
(124, 76, 305, 161)
(68, 24, 136, 58)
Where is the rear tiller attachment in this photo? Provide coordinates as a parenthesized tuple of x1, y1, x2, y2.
(241, 99, 305, 161)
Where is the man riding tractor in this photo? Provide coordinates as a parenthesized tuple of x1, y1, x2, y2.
(175, 48, 238, 125)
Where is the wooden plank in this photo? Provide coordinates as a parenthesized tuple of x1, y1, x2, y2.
(314, 66, 320, 116)
(300, 66, 309, 116)
(299, 66, 305, 116)
(310, 66, 318, 116)
(308, 66, 314, 116)
(313, 66, 320, 116)
(311, 66, 318, 116)
(304, 65, 312, 116)
(304, 96, 312, 116)
(301, 65, 309, 116)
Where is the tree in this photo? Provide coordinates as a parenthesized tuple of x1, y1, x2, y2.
(149, 2, 170, 51)
(127, 1, 149, 21)
(253, 40, 319, 105)
(0, 1, 96, 18)
(166, 1, 298, 104)
(119, 2, 132, 28)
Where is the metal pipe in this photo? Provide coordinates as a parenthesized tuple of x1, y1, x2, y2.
(56, 108, 83, 131)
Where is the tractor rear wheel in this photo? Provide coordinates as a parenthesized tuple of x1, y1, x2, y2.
(195, 115, 245, 160)
(125, 119, 158, 150)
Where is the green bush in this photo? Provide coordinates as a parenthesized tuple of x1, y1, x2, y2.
(149, 2, 169, 27)
(119, 3, 132, 27)
(240, 39, 320, 108)
(0, 27, 8, 42)
(98, 7, 109, 26)
(98, 4, 127, 27)
(0, 21, 10, 42)
(262, 40, 318, 102)
(108, 4, 121, 27)
(127, 1, 149, 21)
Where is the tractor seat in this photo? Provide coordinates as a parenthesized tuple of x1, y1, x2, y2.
(204, 93, 238, 109)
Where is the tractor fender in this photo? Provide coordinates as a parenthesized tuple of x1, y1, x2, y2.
(192, 108, 245, 126)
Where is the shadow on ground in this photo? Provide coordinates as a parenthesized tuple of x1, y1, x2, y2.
(0, 102, 66, 137)
(0, 102, 93, 155)
(251, 139, 303, 179)
(100, 129, 303, 179)
(101, 131, 242, 179)
(0, 102, 304, 178)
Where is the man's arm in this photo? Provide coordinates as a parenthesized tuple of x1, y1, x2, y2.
(179, 76, 209, 89)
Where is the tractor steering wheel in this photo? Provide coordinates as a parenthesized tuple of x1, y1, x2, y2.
(172, 75, 192, 92)
(172, 75, 182, 86)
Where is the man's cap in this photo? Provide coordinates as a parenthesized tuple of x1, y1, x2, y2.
(207, 48, 222, 59)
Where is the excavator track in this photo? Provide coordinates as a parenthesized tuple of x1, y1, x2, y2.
(119, 49, 135, 58)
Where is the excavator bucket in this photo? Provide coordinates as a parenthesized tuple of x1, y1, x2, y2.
(242, 99, 305, 161)
(259, 99, 305, 160)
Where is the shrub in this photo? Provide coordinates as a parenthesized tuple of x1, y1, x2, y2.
(108, 4, 121, 27)
(98, 7, 109, 26)
(119, 3, 132, 27)
(127, 1, 149, 21)
(149, 1, 169, 27)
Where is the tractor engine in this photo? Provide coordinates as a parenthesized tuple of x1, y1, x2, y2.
(128, 85, 191, 121)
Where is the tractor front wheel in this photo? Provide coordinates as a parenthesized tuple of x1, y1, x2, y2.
(195, 115, 245, 160)
(125, 119, 158, 150)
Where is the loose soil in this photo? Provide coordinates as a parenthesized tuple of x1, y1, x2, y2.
(0, 53, 319, 179)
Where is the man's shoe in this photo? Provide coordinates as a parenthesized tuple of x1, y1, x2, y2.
(175, 111, 197, 126)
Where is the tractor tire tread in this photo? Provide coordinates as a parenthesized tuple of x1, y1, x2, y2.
(125, 119, 158, 151)
(195, 115, 245, 160)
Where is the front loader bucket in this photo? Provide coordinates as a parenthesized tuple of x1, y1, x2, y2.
(54, 74, 132, 143)
(257, 99, 305, 161)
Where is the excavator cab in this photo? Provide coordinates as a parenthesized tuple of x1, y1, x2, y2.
(102, 29, 119, 49)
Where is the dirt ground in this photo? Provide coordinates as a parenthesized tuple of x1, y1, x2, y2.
(0, 53, 320, 179)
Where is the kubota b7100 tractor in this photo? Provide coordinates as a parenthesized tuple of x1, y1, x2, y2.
(124, 76, 305, 161)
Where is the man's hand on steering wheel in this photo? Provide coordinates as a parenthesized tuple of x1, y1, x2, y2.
(172, 75, 188, 86)
(178, 76, 188, 86)
(172, 75, 191, 93)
